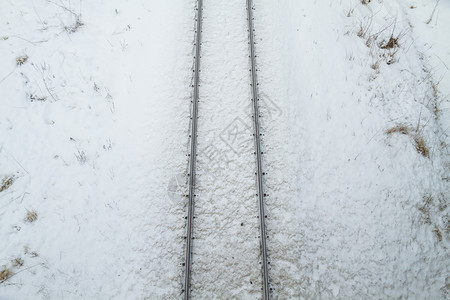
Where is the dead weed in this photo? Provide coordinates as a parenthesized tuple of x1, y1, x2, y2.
(386, 125, 430, 158)
(385, 125, 410, 135)
(0, 176, 14, 192)
(0, 268, 12, 282)
(16, 55, 28, 65)
(26, 210, 38, 223)
(380, 36, 399, 49)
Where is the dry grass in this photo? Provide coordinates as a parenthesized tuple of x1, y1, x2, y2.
(357, 27, 364, 38)
(12, 258, 24, 268)
(65, 18, 84, 33)
(386, 125, 430, 158)
(418, 195, 433, 224)
(16, 55, 29, 65)
(414, 135, 430, 158)
(434, 226, 443, 242)
(385, 125, 410, 135)
(0, 176, 14, 192)
(357, 21, 372, 39)
(418, 195, 447, 244)
(0, 268, 12, 282)
(346, 8, 354, 17)
(75, 149, 87, 165)
(30, 94, 47, 102)
(426, 0, 440, 24)
(370, 61, 380, 72)
(26, 210, 38, 223)
(380, 36, 399, 49)
(24, 246, 39, 257)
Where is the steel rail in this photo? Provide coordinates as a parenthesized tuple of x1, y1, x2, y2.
(184, 0, 202, 299)
(246, 1, 270, 299)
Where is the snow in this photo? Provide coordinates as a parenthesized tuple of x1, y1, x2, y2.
(254, 0, 449, 298)
(190, 0, 261, 297)
(0, 0, 448, 299)
(1, 1, 193, 298)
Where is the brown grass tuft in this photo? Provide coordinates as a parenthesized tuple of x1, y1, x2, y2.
(386, 125, 430, 158)
(380, 36, 399, 49)
(0, 176, 14, 192)
(414, 135, 429, 158)
(434, 226, 442, 242)
(12, 258, 24, 267)
(0, 268, 12, 282)
(370, 61, 380, 72)
(16, 55, 28, 65)
(26, 210, 38, 223)
(386, 125, 410, 135)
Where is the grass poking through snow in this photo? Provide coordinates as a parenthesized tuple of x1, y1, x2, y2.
(379, 36, 399, 49)
(12, 258, 24, 268)
(414, 135, 430, 158)
(386, 125, 410, 135)
(25, 210, 38, 223)
(386, 125, 430, 158)
(65, 18, 84, 33)
(16, 55, 28, 65)
(0, 176, 15, 192)
(0, 268, 12, 283)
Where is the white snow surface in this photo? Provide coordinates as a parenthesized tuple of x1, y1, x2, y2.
(0, 0, 448, 299)
(1, 0, 193, 298)
(254, 0, 449, 298)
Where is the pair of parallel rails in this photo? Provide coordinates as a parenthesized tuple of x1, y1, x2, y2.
(184, 1, 270, 299)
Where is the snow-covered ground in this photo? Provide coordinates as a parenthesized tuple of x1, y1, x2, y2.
(255, 0, 449, 298)
(1, 1, 194, 298)
(0, 0, 448, 299)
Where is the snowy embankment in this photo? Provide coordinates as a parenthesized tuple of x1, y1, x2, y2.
(1, 1, 193, 298)
(0, 0, 448, 299)
(255, 0, 449, 298)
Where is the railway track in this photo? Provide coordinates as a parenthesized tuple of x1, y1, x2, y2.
(246, 0, 270, 298)
(183, 0, 270, 298)
(184, 0, 202, 299)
